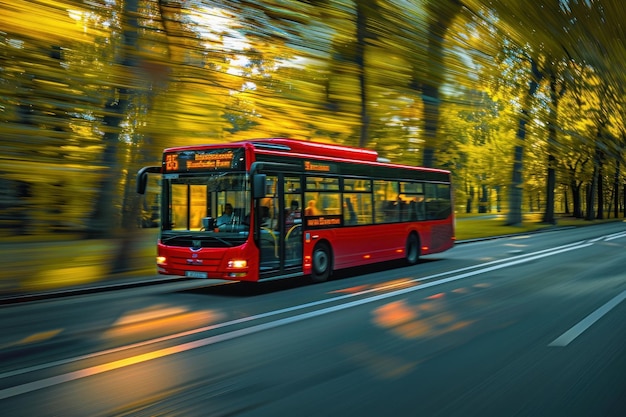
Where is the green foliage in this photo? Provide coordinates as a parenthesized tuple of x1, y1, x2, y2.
(1, 0, 625, 241)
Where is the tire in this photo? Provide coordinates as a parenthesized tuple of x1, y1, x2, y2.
(311, 242, 332, 283)
(405, 233, 420, 265)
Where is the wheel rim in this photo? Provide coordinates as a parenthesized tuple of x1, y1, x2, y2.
(313, 249, 329, 274)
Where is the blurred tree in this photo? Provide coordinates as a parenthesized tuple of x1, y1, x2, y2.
(3, 0, 626, 249)
(419, 0, 462, 168)
(353, 0, 376, 147)
(462, 0, 626, 224)
(87, 0, 141, 239)
(0, 0, 113, 234)
(542, 67, 567, 224)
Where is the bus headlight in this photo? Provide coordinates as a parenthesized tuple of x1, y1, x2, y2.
(227, 259, 247, 269)
(156, 256, 167, 265)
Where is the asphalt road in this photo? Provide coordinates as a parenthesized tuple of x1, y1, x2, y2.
(1, 222, 625, 416)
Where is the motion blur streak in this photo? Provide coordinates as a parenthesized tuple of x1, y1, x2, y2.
(5, 329, 63, 348)
(0, 239, 596, 400)
(103, 310, 218, 340)
(372, 298, 474, 340)
(341, 343, 420, 380)
(0, 238, 602, 386)
(0, 344, 189, 400)
(2, 0, 626, 296)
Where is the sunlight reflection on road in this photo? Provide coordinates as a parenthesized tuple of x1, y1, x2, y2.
(372, 295, 475, 340)
(103, 304, 223, 342)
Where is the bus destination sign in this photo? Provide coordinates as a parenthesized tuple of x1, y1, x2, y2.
(305, 214, 343, 228)
(164, 148, 245, 173)
(304, 160, 337, 173)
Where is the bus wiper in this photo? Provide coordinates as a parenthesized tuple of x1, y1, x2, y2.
(207, 235, 233, 246)
(161, 233, 234, 247)
(161, 234, 194, 244)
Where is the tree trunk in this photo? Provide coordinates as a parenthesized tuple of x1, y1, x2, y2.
(586, 172, 597, 221)
(614, 161, 620, 219)
(421, 83, 439, 168)
(494, 185, 501, 212)
(592, 143, 604, 220)
(622, 181, 626, 218)
(479, 184, 488, 213)
(542, 72, 562, 224)
(596, 162, 604, 219)
(506, 59, 542, 225)
(355, 1, 370, 148)
(113, 164, 144, 273)
(466, 185, 474, 213)
(85, 0, 151, 273)
(571, 180, 582, 218)
(543, 154, 556, 224)
(420, 0, 462, 168)
(606, 183, 614, 219)
(86, 0, 141, 239)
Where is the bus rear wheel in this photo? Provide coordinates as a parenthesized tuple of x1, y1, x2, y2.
(406, 233, 420, 265)
(311, 242, 332, 283)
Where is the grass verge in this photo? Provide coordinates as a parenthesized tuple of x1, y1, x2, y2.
(455, 213, 625, 241)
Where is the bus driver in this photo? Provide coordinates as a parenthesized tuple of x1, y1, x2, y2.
(216, 203, 234, 227)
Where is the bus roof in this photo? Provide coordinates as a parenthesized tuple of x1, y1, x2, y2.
(164, 138, 450, 174)
(165, 138, 378, 162)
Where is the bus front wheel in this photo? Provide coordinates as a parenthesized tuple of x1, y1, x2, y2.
(311, 242, 332, 283)
(406, 233, 420, 265)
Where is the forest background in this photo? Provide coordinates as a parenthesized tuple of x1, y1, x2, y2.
(1, 0, 626, 292)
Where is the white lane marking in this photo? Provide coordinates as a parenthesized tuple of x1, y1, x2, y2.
(0, 241, 590, 380)
(548, 289, 626, 347)
(604, 232, 626, 241)
(0, 241, 593, 400)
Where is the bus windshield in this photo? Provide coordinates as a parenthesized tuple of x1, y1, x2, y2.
(161, 172, 251, 246)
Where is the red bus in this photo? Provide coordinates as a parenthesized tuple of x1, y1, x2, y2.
(137, 138, 454, 283)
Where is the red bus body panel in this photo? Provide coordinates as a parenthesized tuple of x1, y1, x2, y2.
(157, 241, 261, 280)
(300, 220, 454, 273)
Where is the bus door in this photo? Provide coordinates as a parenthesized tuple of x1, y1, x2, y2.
(258, 174, 303, 276)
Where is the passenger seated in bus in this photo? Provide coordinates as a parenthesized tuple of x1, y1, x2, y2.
(286, 200, 301, 226)
(395, 195, 408, 220)
(383, 200, 398, 221)
(344, 198, 357, 225)
(305, 200, 318, 216)
(410, 196, 426, 221)
(216, 203, 234, 227)
(260, 205, 272, 228)
(408, 200, 418, 221)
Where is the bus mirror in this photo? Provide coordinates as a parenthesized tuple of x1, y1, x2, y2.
(253, 174, 267, 199)
(136, 166, 161, 194)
